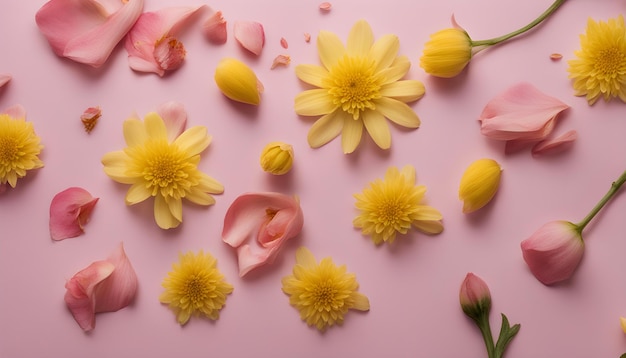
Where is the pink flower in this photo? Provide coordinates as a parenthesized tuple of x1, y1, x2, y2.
(125, 6, 205, 76)
(521, 221, 584, 285)
(479, 82, 569, 143)
(50, 187, 99, 241)
(35, 0, 144, 67)
(64, 243, 138, 331)
(222, 192, 304, 277)
(459, 273, 491, 321)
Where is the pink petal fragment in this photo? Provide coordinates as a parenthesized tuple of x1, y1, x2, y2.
(271, 54, 291, 69)
(479, 82, 569, 141)
(81, 106, 102, 133)
(280, 37, 288, 49)
(304, 32, 311, 43)
(156, 101, 187, 141)
(3, 104, 26, 119)
(0, 74, 11, 88)
(234, 21, 265, 56)
(319, 2, 332, 11)
(64, 243, 138, 331)
(222, 192, 304, 277)
(532, 130, 578, 156)
(202, 9, 227, 44)
(50, 187, 99, 241)
(35, 0, 144, 67)
(124, 5, 205, 76)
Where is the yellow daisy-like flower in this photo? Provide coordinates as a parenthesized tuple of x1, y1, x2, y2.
(281, 247, 370, 332)
(294, 19, 425, 154)
(353, 165, 443, 245)
(101, 112, 223, 229)
(568, 15, 626, 105)
(0, 108, 43, 188)
(159, 250, 233, 325)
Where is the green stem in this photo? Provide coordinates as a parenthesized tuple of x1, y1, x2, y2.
(576, 169, 626, 232)
(471, 0, 566, 48)
(476, 314, 496, 358)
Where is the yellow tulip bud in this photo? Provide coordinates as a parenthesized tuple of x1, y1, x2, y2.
(459, 158, 502, 213)
(419, 28, 472, 78)
(260, 142, 294, 175)
(214, 58, 262, 105)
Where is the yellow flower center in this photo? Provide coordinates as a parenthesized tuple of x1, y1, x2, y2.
(594, 47, 625, 78)
(377, 198, 406, 226)
(312, 280, 338, 310)
(326, 55, 382, 120)
(184, 275, 210, 305)
(0, 136, 18, 165)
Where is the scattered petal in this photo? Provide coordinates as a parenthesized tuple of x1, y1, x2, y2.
(319, 2, 332, 11)
(304, 32, 311, 43)
(280, 37, 289, 49)
(532, 129, 578, 156)
(64, 243, 138, 331)
(271, 54, 291, 69)
(214, 58, 262, 105)
(156, 101, 187, 141)
(202, 9, 227, 44)
(0, 74, 11, 88)
(458, 159, 502, 213)
(81, 106, 101, 133)
(50, 187, 99, 241)
(234, 21, 265, 56)
(35, 0, 144, 67)
(550, 53, 563, 60)
(621, 317, 626, 333)
(222, 192, 304, 277)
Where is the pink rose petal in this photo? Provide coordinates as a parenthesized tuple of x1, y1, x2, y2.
(156, 101, 187, 141)
(0, 74, 11, 88)
(50, 187, 99, 241)
(202, 9, 227, 44)
(64, 243, 138, 331)
(319, 2, 332, 11)
(234, 20, 265, 56)
(222, 192, 304, 277)
(35, 0, 144, 67)
(271, 54, 291, 69)
(280, 37, 288, 49)
(532, 130, 578, 156)
(479, 82, 569, 141)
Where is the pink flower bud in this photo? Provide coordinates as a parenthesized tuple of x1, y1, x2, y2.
(459, 273, 491, 321)
(521, 221, 584, 285)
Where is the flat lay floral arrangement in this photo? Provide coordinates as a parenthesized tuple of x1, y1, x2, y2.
(1, 0, 625, 357)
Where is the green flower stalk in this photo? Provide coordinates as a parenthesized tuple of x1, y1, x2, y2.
(420, 0, 566, 78)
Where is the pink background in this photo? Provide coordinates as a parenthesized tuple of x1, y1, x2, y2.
(1, 0, 626, 357)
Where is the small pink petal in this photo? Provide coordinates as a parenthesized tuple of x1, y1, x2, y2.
(234, 21, 265, 56)
(532, 130, 578, 156)
(319, 2, 332, 11)
(50, 187, 99, 241)
(222, 192, 304, 277)
(202, 9, 227, 44)
(271, 54, 291, 69)
(280, 37, 288, 49)
(304, 32, 311, 43)
(0, 74, 11, 88)
(3, 104, 26, 119)
(156, 101, 187, 141)
(479, 82, 569, 141)
(81, 106, 102, 133)
(35, 0, 144, 67)
(64, 243, 138, 331)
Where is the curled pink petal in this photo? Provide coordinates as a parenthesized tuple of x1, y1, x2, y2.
(521, 221, 584, 285)
(81, 106, 102, 133)
(319, 2, 332, 11)
(125, 5, 205, 76)
(532, 130, 578, 156)
(202, 9, 227, 44)
(0, 74, 11, 88)
(479, 82, 569, 141)
(50, 187, 99, 241)
(35, 0, 144, 67)
(64, 243, 138, 331)
(280, 37, 288, 49)
(271, 54, 291, 69)
(234, 21, 265, 56)
(156, 101, 187, 141)
(222, 192, 304, 277)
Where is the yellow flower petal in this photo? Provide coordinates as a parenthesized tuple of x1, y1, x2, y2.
(317, 30, 346, 70)
(352, 292, 370, 311)
(144, 112, 168, 140)
(198, 173, 224, 194)
(307, 110, 344, 148)
(399, 165, 416, 183)
(380, 80, 425, 102)
(174, 126, 211, 156)
(295, 247, 317, 268)
(123, 118, 147, 147)
(101, 151, 135, 184)
(375, 97, 421, 128)
(125, 183, 152, 205)
(369, 34, 399, 72)
(154, 194, 180, 229)
(185, 189, 216, 206)
(295, 89, 337, 116)
(378, 55, 411, 84)
(341, 116, 364, 154)
(413, 220, 444, 234)
(295, 64, 329, 88)
(459, 158, 502, 213)
(168, 197, 183, 222)
(347, 19, 374, 57)
(362, 110, 391, 149)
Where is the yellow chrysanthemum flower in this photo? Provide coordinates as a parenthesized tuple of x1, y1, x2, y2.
(159, 250, 233, 325)
(281, 247, 369, 332)
(294, 19, 425, 154)
(0, 109, 43, 189)
(353, 165, 443, 245)
(568, 15, 626, 105)
(101, 112, 223, 229)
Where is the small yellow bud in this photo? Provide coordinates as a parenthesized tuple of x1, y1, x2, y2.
(420, 28, 472, 78)
(458, 158, 502, 213)
(214, 58, 262, 105)
(260, 142, 294, 175)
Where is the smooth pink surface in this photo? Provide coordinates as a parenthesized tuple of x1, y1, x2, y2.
(1, 1, 626, 357)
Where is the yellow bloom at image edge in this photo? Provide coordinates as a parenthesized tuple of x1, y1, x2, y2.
(159, 250, 233, 325)
(0, 110, 43, 188)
